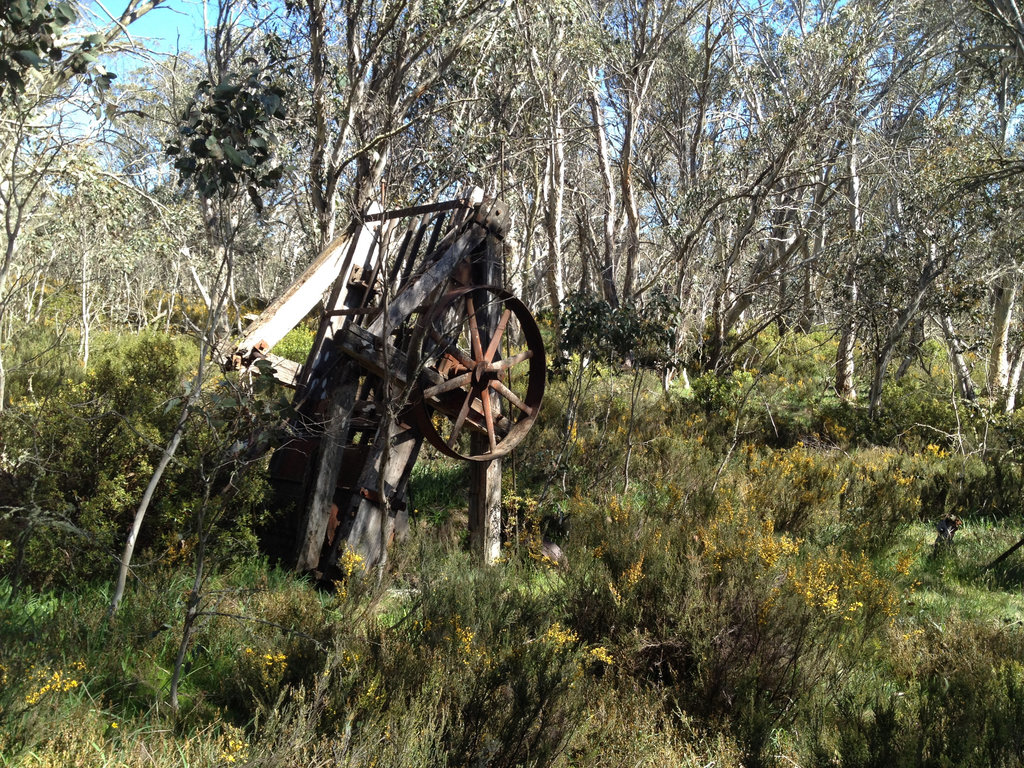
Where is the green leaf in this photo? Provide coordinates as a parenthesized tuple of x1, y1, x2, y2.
(222, 143, 244, 167)
(259, 92, 281, 116)
(213, 82, 240, 99)
(10, 1, 30, 23)
(54, 2, 76, 24)
(12, 49, 44, 68)
(247, 186, 264, 212)
(95, 71, 116, 91)
(204, 135, 224, 159)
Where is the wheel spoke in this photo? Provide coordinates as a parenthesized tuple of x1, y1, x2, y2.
(483, 308, 512, 363)
(447, 387, 476, 448)
(415, 284, 544, 462)
(429, 328, 474, 369)
(423, 371, 472, 399)
(490, 379, 531, 415)
(491, 349, 533, 372)
(466, 295, 484, 361)
(480, 386, 497, 453)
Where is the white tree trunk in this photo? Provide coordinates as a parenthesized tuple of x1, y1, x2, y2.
(588, 82, 618, 307)
(543, 116, 565, 315)
(836, 135, 861, 400)
(938, 313, 977, 401)
(988, 272, 1016, 399)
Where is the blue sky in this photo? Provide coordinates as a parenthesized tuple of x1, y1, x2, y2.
(98, 0, 206, 55)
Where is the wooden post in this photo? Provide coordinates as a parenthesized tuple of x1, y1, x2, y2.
(469, 440, 502, 563)
(346, 421, 422, 567)
(232, 232, 353, 362)
(295, 368, 359, 572)
(467, 205, 505, 564)
(293, 211, 382, 572)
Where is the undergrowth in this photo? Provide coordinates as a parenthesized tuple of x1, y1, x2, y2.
(3, 327, 1024, 767)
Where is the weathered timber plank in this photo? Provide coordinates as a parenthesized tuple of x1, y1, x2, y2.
(334, 324, 511, 437)
(386, 213, 426, 290)
(390, 430, 422, 542)
(335, 324, 411, 385)
(363, 198, 468, 221)
(294, 225, 382, 410)
(362, 187, 483, 222)
(345, 420, 422, 567)
(368, 226, 482, 339)
(366, 199, 509, 340)
(234, 233, 351, 362)
(251, 353, 303, 388)
(295, 366, 359, 572)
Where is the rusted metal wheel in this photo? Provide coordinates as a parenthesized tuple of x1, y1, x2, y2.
(412, 284, 545, 461)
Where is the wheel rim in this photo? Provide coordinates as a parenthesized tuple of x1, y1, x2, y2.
(412, 285, 545, 461)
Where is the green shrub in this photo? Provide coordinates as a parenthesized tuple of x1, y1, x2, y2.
(1, 331, 195, 588)
(826, 618, 1024, 768)
(274, 323, 316, 363)
(0, 329, 278, 591)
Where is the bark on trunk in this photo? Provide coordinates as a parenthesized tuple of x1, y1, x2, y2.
(620, 93, 641, 304)
(1005, 345, 1024, 412)
(868, 247, 943, 417)
(988, 273, 1016, 399)
(543, 116, 565, 317)
(587, 83, 619, 308)
(836, 136, 862, 401)
(938, 313, 977, 401)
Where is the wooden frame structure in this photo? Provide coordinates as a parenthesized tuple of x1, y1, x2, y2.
(228, 189, 545, 576)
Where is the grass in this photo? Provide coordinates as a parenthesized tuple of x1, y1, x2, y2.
(889, 520, 1024, 625)
(5, 327, 1024, 766)
(407, 456, 469, 525)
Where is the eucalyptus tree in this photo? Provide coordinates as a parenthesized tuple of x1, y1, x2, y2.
(110, 0, 291, 618)
(854, 129, 992, 417)
(618, 0, 735, 367)
(947, 1, 1024, 409)
(590, 0, 711, 309)
(0, 0, 166, 408)
(29, 149, 182, 365)
(285, 0, 505, 250)
(631, 0, 872, 371)
(517, 2, 597, 314)
(978, 0, 1024, 60)
(93, 56, 207, 324)
(835, 0, 1011, 415)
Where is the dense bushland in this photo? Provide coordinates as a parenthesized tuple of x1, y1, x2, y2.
(3, 327, 1024, 767)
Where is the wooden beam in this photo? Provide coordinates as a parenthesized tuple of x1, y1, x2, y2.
(296, 217, 385, 409)
(368, 226, 481, 339)
(345, 421, 423, 567)
(250, 352, 303, 388)
(295, 367, 359, 572)
(367, 199, 508, 340)
(334, 324, 510, 435)
(362, 187, 483, 222)
(296, 205, 383, 399)
(469, 437, 502, 565)
(233, 232, 351, 363)
(335, 324, 412, 385)
(468, 224, 504, 564)
(363, 199, 468, 222)
(985, 534, 1024, 570)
